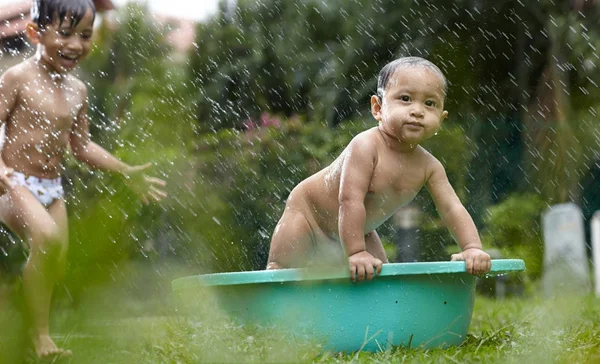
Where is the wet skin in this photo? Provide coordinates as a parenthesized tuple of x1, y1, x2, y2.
(2, 11, 94, 179)
(267, 67, 491, 280)
(0, 9, 167, 360)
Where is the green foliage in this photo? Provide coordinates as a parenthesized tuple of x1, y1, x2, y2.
(481, 194, 547, 279)
(81, 3, 171, 144)
(51, 0, 600, 293)
(195, 116, 367, 271)
(188, 0, 355, 131)
(61, 3, 199, 301)
(187, 0, 600, 233)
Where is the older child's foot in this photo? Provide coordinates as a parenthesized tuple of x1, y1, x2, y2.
(33, 334, 72, 360)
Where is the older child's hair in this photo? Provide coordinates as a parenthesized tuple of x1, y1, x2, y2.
(31, 0, 96, 29)
(376, 57, 448, 99)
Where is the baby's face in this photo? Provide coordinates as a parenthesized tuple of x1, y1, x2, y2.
(36, 9, 95, 73)
(375, 66, 448, 144)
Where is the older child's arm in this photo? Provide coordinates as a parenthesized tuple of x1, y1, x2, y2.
(338, 136, 382, 281)
(69, 85, 166, 204)
(0, 70, 19, 191)
(425, 157, 491, 275)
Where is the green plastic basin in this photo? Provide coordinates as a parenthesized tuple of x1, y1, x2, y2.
(172, 259, 525, 352)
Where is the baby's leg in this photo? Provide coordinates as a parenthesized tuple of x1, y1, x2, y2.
(0, 188, 70, 359)
(267, 209, 314, 269)
(365, 230, 389, 263)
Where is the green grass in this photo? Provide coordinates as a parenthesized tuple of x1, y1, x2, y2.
(2, 267, 600, 363)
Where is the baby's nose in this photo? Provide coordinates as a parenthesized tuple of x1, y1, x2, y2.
(410, 104, 425, 117)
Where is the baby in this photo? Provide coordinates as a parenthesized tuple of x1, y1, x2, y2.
(267, 57, 491, 281)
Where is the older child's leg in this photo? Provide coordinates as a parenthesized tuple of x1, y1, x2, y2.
(0, 187, 70, 359)
(47, 199, 69, 280)
(267, 209, 314, 269)
(365, 231, 389, 263)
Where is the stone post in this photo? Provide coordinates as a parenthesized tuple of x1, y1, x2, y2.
(591, 211, 600, 297)
(393, 205, 422, 263)
(541, 203, 590, 297)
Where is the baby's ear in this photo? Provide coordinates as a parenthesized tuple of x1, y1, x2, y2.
(440, 110, 449, 122)
(25, 22, 42, 44)
(370, 95, 382, 120)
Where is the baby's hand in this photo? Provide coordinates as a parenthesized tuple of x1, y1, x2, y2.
(348, 251, 382, 282)
(122, 163, 167, 204)
(0, 167, 14, 194)
(451, 248, 491, 275)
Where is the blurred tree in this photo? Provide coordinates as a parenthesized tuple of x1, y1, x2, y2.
(63, 3, 198, 300)
(59, 0, 600, 279)
(195, 116, 365, 270)
(188, 0, 600, 211)
(514, 1, 600, 205)
(189, 0, 350, 132)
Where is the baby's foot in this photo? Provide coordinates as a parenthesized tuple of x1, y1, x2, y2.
(266, 262, 283, 270)
(33, 334, 72, 360)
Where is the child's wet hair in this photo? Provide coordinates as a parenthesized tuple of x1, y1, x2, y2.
(31, 0, 96, 29)
(376, 57, 448, 100)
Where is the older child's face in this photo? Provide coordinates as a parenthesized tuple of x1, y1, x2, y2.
(35, 9, 94, 73)
(373, 67, 448, 144)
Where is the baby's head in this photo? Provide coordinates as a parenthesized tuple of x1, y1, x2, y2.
(28, 0, 96, 73)
(371, 57, 449, 145)
(376, 57, 447, 102)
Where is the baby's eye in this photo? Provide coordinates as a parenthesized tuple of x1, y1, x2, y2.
(400, 95, 411, 102)
(58, 29, 72, 37)
(81, 33, 92, 39)
(425, 100, 437, 107)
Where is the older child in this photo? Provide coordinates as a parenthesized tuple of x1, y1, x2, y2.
(267, 57, 491, 280)
(0, 0, 166, 359)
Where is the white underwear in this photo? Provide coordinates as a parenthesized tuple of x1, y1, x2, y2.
(11, 171, 64, 206)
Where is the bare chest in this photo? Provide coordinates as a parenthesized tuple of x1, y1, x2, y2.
(15, 80, 82, 131)
(367, 152, 427, 205)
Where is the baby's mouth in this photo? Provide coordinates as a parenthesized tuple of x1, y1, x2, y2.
(404, 121, 424, 128)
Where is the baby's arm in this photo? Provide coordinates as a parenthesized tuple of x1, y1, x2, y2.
(425, 157, 491, 275)
(0, 69, 19, 191)
(365, 230, 389, 263)
(338, 136, 383, 281)
(69, 84, 166, 204)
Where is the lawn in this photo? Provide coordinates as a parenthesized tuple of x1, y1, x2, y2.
(1, 266, 599, 363)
